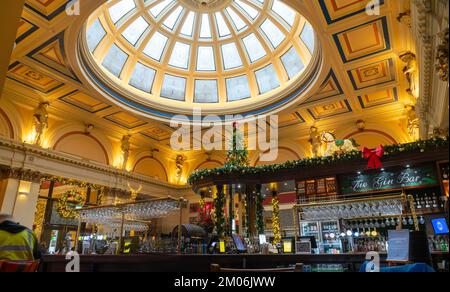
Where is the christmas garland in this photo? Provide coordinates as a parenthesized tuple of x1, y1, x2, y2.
(41, 176, 104, 191)
(272, 195, 281, 245)
(214, 188, 226, 238)
(188, 137, 449, 185)
(41, 176, 104, 205)
(56, 189, 86, 219)
(256, 191, 265, 235)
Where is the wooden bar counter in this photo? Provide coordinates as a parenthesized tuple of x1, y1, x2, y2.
(40, 253, 388, 272)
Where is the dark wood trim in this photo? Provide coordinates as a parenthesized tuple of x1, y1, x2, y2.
(192, 148, 449, 192)
(39, 253, 448, 272)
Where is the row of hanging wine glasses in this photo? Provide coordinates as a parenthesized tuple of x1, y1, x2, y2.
(301, 199, 403, 221)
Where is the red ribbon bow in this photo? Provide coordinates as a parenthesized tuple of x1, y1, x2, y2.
(363, 145, 384, 169)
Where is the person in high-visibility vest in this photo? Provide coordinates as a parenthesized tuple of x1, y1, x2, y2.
(0, 214, 41, 261)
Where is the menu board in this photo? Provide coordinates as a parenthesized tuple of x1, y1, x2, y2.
(339, 165, 438, 195)
(387, 230, 410, 262)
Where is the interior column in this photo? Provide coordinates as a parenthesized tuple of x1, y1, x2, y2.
(0, 0, 25, 95)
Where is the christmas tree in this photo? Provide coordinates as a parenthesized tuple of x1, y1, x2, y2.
(224, 122, 249, 168)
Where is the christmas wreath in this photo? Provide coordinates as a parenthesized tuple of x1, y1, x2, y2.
(56, 189, 85, 219)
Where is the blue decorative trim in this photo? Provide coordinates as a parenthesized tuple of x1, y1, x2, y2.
(319, 0, 385, 25)
(16, 18, 39, 44)
(26, 31, 80, 82)
(303, 69, 344, 104)
(81, 45, 323, 121)
(347, 58, 395, 90)
(59, 90, 112, 113)
(333, 17, 391, 63)
(103, 112, 148, 130)
(24, 1, 69, 21)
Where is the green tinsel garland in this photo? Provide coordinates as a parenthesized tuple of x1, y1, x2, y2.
(188, 137, 449, 185)
(256, 191, 265, 235)
(214, 188, 226, 238)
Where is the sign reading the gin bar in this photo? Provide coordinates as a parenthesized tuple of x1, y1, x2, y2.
(339, 165, 438, 194)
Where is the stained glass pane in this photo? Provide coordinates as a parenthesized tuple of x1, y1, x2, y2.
(272, 0, 296, 26)
(281, 47, 304, 79)
(226, 7, 247, 31)
(242, 33, 266, 62)
(255, 64, 280, 94)
(226, 75, 251, 101)
(197, 46, 215, 71)
(87, 19, 106, 52)
(109, 0, 136, 23)
(161, 74, 186, 100)
(122, 16, 149, 45)
(200, 14, 212, 38)
(169, 42, 190, 69)
(180, 11, 195, 36)
(301, 22, 315, 53)
(260, 18, 285, 48)
(221, 42, 243, 69)
(149, 0, 173, 17)
(215, 12, 231, 37)
(235, 0, 259, 19)
(194, 80, 218, 103)
(102, 44, 128, 77)
(163, 6, 183, 30)
(143, 32, 168, 61)
(129, 62, 156, 93)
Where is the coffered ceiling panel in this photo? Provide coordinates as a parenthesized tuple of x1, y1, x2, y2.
(59, 90, 112, 113)
(104, 111, 148, 130)
(7, 62, 64, 93)
(357, 87, 398, 109)
(303, 70, 344, 104)
(16, 18, 39, 44)
(347, 58, 396, 90)
(307, 99, 353, 120)
(333, 17, 390, 63)
(319, 0, 386, 24)
(25, 0, 69, 20)
(27, 33, 79, 81)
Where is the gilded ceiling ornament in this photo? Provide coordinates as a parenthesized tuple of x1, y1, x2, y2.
(175, 154, 186, 178)
(127, 182, 142, 201)
(396, 11, 412, 28)
(308, 125, 321, 158)
(405, 104, 420, 141)
(399, 51, 419, 98)
(84, 123, 94, 135)
(356, 120, 366, 132)
(435, 28, 449, 82)
(33, 102, 49, 146)
(121, 134, 131, 170)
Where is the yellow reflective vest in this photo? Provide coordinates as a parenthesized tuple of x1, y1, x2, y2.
(0, 228, 38, 261)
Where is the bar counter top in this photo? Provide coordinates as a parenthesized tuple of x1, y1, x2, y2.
(40, 253, 389, 272)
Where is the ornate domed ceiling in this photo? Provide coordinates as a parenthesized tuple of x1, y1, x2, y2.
(81, 0, 321, 120)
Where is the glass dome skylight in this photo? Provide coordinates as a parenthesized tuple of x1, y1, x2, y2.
(83, 0, 318, 117)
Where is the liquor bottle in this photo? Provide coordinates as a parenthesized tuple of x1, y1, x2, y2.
(414, 195, 421, 209)
(432, 193, 438, 209)
(440, 237, 449, 252)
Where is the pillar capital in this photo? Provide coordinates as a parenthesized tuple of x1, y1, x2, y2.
(0, 166, 42, 183)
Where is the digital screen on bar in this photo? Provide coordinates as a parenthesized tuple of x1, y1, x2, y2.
(432, 218, 449, 235)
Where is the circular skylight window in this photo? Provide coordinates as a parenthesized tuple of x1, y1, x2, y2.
(82, 0, 320, 120)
